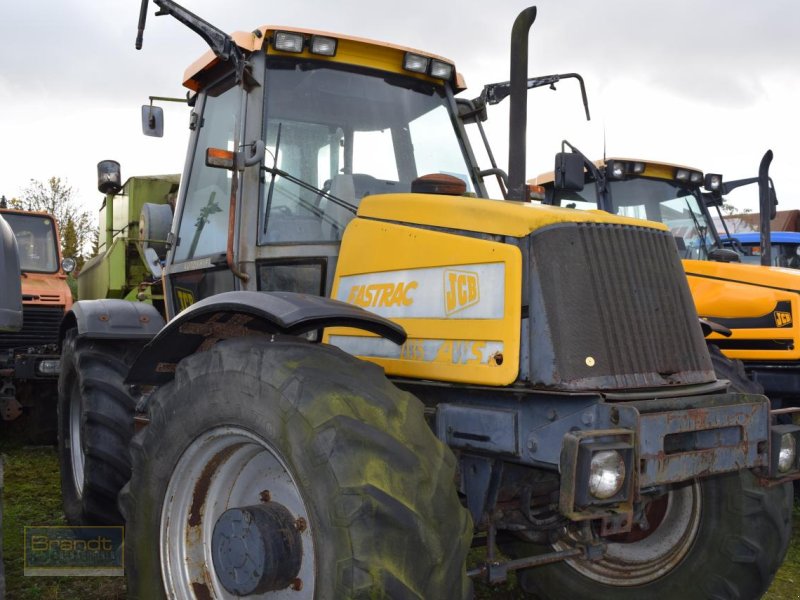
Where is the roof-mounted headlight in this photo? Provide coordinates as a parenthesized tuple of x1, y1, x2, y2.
(403, 52, 430, 74)
(632, 162, 645, 174)
(429, 60, 453, 80)
(273, 31, 304, 53)
(607, 160, 626, 180)
(310, 35, 337, 56)
(689, 171, 703, 185)
(675, 168, 690, 182)
(704, 173, 723, 192)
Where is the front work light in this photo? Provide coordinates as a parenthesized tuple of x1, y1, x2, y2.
(404, 53, 430, 74)
(589, 450, 626, 499)
(675, 168, 690, 182)
(704, 173, 723, 192)
(273, 31, 304, 53)
(310, 35, 337, 56)
(430, 60, 453, 80)
(607, 161, 625, 180)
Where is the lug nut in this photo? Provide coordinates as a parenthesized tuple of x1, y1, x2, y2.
(295, 517, 307, 532)
(259, 490, 271, 503)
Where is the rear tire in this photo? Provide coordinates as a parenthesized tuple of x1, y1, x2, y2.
(120, 337, 473, 599)
(514, 470, 792, 599)
(57, 329, 142, 525)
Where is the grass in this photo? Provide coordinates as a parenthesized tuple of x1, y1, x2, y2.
(1, 429, 125, 600)
(2, 428, 800, 599)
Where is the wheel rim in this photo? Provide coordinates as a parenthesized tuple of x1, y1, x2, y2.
(160, 426, 316, 599)
(556, 481, 701, 586)
(68, 379, 85, 497)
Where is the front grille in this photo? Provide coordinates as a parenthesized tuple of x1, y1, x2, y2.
(0, 306, 63, 350)
(529, 222, 714, 391)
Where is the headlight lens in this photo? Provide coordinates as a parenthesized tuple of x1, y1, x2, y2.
(430, 60, 453, 80)
(403, 53, 429, 74)
(778, 433, 797, 473)
(589, 450, 626, 499)
(273, 31, 304, 53)
(37, 359, 61, 376)
(310, 35, 337, 56)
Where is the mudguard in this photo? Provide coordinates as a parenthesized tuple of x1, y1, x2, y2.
(126, 290, 407, 385)
(60, 299, 166, 343)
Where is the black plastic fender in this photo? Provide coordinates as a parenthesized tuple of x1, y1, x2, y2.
(126, 290, 407, 385)
(59, 299, 166, 343)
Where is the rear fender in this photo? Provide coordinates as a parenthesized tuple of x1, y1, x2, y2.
(125, 291, 406, 385)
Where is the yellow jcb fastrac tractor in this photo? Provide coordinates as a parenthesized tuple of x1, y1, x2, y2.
(58, 2, 799, 598)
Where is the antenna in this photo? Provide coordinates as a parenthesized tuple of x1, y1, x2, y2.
(603, 125, 607, 163)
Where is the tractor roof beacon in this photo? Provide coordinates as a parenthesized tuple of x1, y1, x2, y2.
(57, 2, 798, 599)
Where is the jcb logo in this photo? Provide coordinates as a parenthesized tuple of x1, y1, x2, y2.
(175, 288, 195, 312)
(444, 270, 479, 315)
(775, 311, 792, 328)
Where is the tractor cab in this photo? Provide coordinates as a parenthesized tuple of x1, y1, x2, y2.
(150, 26, 482, 317)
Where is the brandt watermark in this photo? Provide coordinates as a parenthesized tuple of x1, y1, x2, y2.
(24, 526, 124, 576)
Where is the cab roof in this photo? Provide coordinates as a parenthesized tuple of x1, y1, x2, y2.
(183, 26, 466, 93)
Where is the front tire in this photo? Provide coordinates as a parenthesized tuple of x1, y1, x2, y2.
(516, 470, 792, 599)
(120, 337, 472, 599)
(57, 330, 142, 524)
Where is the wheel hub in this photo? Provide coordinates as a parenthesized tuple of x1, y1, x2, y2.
(212, 503, 303, 595)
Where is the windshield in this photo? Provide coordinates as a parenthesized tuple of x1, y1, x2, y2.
(550, 178, 716, 259)
(3, 213, 58, 273)
(259, 60, 475, 244)
(604, 179, 715, 259)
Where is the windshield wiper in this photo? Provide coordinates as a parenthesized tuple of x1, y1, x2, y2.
(262, 166, 358, 215)
(683, 197, 709, 256)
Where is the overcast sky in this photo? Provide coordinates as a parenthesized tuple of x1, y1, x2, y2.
(1, 0, 798, 215)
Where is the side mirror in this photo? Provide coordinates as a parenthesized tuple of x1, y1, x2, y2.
(708, 248, 741, 263)
(142, 105, 164, 138)
(0, 214, 23, 332)
(554, 152, 585, 191)
(456, 98, 487, 124)
(768, 186, 778, 220)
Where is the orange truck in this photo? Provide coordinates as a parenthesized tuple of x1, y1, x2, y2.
(0, 206, 74, 442)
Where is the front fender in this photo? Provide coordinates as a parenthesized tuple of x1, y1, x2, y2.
(126, 291, 406, 385)
(60, 299, 166, 344)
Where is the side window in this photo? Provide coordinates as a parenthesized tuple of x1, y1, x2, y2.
(174, 80, 240, 262)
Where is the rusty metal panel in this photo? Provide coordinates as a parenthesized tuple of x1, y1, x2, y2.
(636, 397, 769, 486)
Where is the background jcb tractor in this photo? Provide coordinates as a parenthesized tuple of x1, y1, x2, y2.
(536, 148, 800, 414)
(59, 2, 798, 598)
(0, 202, 75, 443)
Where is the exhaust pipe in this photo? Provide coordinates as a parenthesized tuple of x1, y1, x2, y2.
(507, 6, 538, 201)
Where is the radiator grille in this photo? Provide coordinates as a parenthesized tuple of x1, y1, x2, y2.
(529, 222, 714, 390)
(0, 306, 63, 350)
